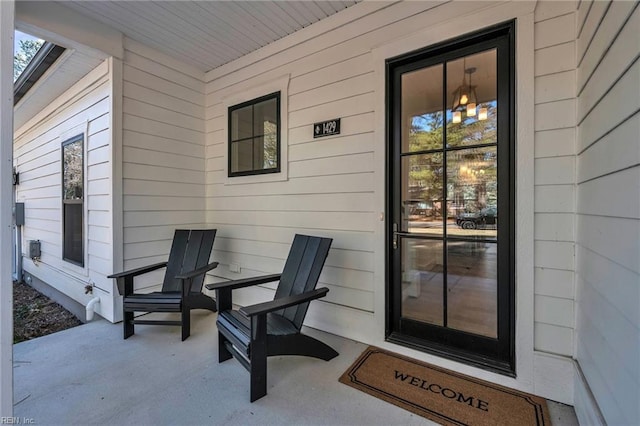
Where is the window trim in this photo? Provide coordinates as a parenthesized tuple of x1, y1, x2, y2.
(227, 91, 281, 177)
(61, 133, 85, 267)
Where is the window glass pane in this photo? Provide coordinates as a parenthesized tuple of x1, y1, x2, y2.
(446, 147, 497, 240)
(446, 49, 497, 147)
(253, 97, 278, 137)
(63, 139, 83, 200)
(63, 203, 83, 265)
(401, 154, 443, 234)
(401, 238, 443, 326)
(257, 135, 278, 170)
(229, 93, 280, 176)
(446, 241, 497, 338)
(401, 64, 443, 153)
(230, 105, 253, 141)
(230, 139, 254, 173)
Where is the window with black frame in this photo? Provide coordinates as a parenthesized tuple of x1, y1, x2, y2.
(62, 134, 84, 266)
(228, 92, 280, 177)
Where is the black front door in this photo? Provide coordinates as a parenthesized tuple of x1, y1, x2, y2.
(386, 23, 515, 373)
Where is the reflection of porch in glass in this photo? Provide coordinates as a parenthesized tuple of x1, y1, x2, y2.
(401, 241, 497, 338)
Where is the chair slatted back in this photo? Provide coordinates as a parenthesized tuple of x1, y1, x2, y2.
(274, 234, 332, 330)
(162, 229, 216, 293)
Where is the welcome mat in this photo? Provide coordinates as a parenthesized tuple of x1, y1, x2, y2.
(339, 347, 550, 426)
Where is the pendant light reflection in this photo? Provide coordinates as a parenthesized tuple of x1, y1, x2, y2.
(451, 66, 477, 112)
(466, 103, 476, 117)
(451, 63, 489, 123)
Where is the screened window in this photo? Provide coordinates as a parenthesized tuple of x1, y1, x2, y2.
(228, 92, 280, 177)
(62, 134, 84, 266)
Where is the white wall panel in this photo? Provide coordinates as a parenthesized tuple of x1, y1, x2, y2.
(121, 39, 207, 286)
(576, 1, 640, 424)
(13, 61, 115, 321)
(533, 1, 579, 358)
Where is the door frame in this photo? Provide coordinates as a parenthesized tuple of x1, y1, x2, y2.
(385, 22, 516, 374)
(370, 2, 536, 389)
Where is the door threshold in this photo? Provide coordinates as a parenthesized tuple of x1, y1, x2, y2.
(386, 332, 515, 377)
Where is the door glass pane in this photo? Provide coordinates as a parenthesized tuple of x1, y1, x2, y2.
(401, 154, 443, 234)
(446, 49, 497, 147)
(446, 147, 497, 240)
(401, 64, 443, 153)
(401, 238, 443, 326)
(446, 241, 497, 338)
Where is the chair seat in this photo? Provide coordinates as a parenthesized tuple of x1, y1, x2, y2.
(217, 310, 299, 356)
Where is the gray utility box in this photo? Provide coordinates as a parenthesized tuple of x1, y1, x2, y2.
(14, 202, 25, 226)
(29, 240, 41, 259)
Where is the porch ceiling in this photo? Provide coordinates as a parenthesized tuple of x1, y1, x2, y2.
(58, 0, 360, 72)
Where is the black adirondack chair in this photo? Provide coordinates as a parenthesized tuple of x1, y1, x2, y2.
(205, 234, 338, 402)
(108, 229, 218, 341)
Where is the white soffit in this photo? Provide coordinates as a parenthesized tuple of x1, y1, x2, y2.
(58, 1, 360, 72)
(14, 50, 104, 131)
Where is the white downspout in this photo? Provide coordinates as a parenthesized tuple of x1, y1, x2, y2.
(85, 297, 101, 322)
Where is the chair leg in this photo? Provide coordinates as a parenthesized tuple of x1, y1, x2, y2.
(250, 314, 268, 402)
(123, 310, 134, 339)
(189, 293, 217, 312)
(218, 333, 232, 363)
(269, 333, 339, 361)
(181, 306, 191, 341)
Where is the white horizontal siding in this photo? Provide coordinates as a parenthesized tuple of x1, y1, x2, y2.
(576, 1, 640, 425)
(13, 61, 115, 320)
(532, 1, 578, 357)
(205, 1, 537, 322)
(121, 39, 207, 291)
(203, 1, 585, 355)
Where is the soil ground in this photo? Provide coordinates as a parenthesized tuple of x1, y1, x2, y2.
(13, 281, 83, 344)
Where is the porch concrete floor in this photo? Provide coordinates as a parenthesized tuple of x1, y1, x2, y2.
(14, 312, 578, 425)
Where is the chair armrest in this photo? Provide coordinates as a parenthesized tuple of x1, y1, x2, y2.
(205, 273, 281, 291)
(239, 287, 329, 317)
(107, 262, 167, 279)
(175, 262, 219, 280)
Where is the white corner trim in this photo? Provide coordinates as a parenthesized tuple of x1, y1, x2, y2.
(574, 361, 607, 425)
(1, 0, 16, 417)
(370, 0, 537, 393)
(109, 56, 124, 323)
(220, 74, 290, 186)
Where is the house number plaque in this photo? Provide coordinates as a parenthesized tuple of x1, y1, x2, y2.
(313, 118, 341, 138)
